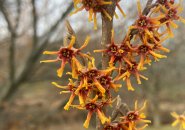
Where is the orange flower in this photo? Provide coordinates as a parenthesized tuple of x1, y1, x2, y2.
(72, 0, 112, 29)
(132, 44, 167, 70)
(157, 0, 174, 8)
(75, 59, 115, 95)
(94, 30, 133, 67)
(52, 79, 91, 108)
(159, 1, 185, 37)
(97, 74, 122, 92)
(120, 101, 151, 130)
(129, 0, 161, 41)
(52, 79, 76, 110)
(171, 112, 185, 130)
(72, 95, 110, 128)
(115, 62, 148, 91)
(40, 36, 91, 78)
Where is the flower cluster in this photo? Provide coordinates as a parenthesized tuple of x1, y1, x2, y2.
(103, 101, 151, 130)
(71, 0, 126, 29)
(171, 112, 185, 130)
(94, 0, 185, 91)
(40, 0, 185, 129)
(51, 59, 122, 128)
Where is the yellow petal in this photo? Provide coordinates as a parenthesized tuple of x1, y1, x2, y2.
(102, 9, 112, 21)
(94, 13, 97, 30)
(135, 100, 138, 110)
(137, 0, 142, 15)
(88, 9, 93, 21)
(51, 82, 68, 89)
(64, 94, 75, 110)
(116, 3, 126, 17)
(149, 51, 167, 59)
(97, 109, 107, 124)
(57, 61, 66, 77)
(78, 94, 85, 105)
(172, 120, 179, 127)
(171, 112, 179, 118)
(68, 36, 76, 49)
(170, 21, 178, 29)
(43, 51, 58, 55)
(94, 80, 106, 94)
(179, 17, 185, 24)
(79, 36, 90, 50)
(126, 78, 135, 91)
(83, 112, 93, 128)
(40, 59, 58, 63)
(70, 6, 84, 16)
(139, 100, 147, 112)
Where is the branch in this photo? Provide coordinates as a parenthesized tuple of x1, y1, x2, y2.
(15, 0, 21, 31)
(0, 2, 16, 85)
(97, 1, 116, 130)
(34, 2, 73, 57)
(31, 0, 38, 48)
(111, 95, 129, 122)
(0, 2, 74, 103)
(101, 1, 116, 69)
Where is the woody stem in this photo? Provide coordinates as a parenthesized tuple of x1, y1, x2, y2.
(96, 1, 116, 130)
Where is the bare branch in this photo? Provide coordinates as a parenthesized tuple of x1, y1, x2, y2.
(31, 0, 38, 48)
(97, 1, 116, 129)
(0, 2, 16, 85)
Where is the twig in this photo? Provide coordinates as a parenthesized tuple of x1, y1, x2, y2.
(98, 1, 116, 130)
(111, 95, 129, 122)
(0, 2, 16, 86)
(31, 0, 38, 48)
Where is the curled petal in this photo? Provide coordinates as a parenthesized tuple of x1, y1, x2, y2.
(83, 112, 93, 128)
(79, 36, 91, 50)
(94, 13, 97, 30)
(97, 109, 108, 124)
(57, 60, 67, 77)
(139, 100, 147, 112)
(68, 36, 76, 49)
(40, 59, 58, 63)
(102, 9, 112, 21)
(52, 82, 68, 89)
(64, 93, 76, 110)
(117, 3, 126, 17)
(94, 80, 106, 94)
(149, 51, 167, 59)
(172, 120, 179, 127)
(43, 51, 58, 55)
(137, 0, 142, 15)
(126, 77, 135, 91)
(171, 112, 179, 118)
(70, 6, 84, 16)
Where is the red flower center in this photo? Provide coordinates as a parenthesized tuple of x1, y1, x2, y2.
(138, 45, 150, 54)
(167, 9, 177, 19)
(86, 69, 99, 78)
(82, 0, 98, 10)
(99, 76, 111, 86)
(104, 125, 114, 130)
(127, 62, 138, 72)
(86, 103, 97, 111)
(157, 0, 167, 4)
(59, 48, 74, 60)
(126, 112, 139, 121)
(137, 16, 149, 28)
(108, 44, 118, 55)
